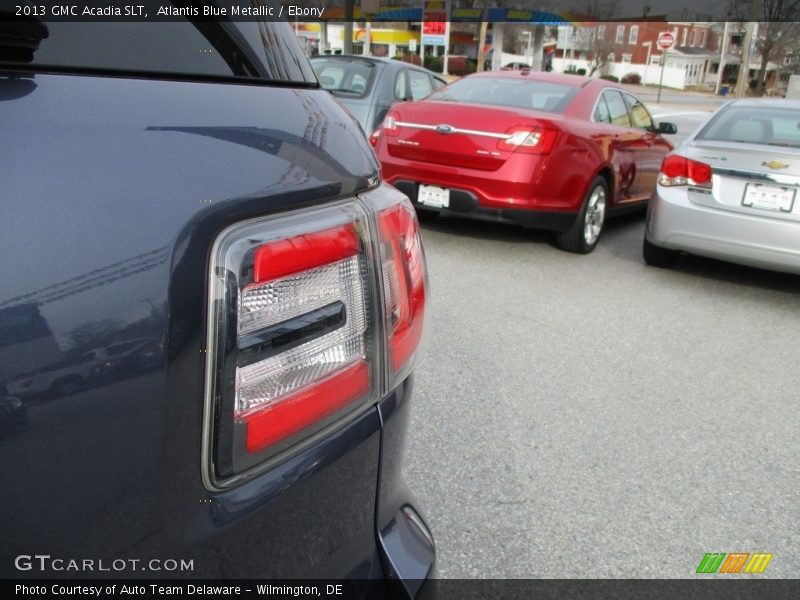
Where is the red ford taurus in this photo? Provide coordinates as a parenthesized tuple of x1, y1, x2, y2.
(372, 71, 677, 253)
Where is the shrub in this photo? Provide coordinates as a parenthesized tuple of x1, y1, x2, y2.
(576, 68, 587, 76)
(600, 74, 619, 82)
(621, 73, 641, 84)
(447, 56, 472, 76)
(400, 54, 422, 66)
(424, 56, 443, 73)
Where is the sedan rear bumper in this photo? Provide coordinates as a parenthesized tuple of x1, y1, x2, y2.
(391, 180, 577, 232)
(647, 186, 800, 274)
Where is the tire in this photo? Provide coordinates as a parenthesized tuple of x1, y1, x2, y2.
(555, 177, 608, 254)
(643, 237, 679, 268)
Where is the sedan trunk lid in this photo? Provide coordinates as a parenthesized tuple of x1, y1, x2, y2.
(386, 101, 559, 171)
(684, 142, 800, 222)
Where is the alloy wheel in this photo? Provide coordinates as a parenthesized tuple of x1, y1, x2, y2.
(583, 186, 606, 246)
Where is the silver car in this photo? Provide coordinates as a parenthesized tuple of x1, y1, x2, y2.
(644, 98, 800, 274)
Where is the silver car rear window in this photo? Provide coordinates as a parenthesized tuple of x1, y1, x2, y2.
(696, 106, 800, 149)
(310, 58, 377, 99)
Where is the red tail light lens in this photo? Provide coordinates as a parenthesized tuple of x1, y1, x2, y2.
(378, 202, 426, 377)
(381, 110, 401, 136)
(238, 224, 368, 454)
(204, 187, 427, 488)
(497, 125, 559, 154)
(369, 130, 380, 147)
(659, 155, 712, 187)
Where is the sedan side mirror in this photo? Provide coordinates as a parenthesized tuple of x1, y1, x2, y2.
(657, 122, 678, 135)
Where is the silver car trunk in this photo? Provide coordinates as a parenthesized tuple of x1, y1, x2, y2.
(684, 141, 800, 223)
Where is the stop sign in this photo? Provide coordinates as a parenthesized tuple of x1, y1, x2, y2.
(657, 32, 675, 50)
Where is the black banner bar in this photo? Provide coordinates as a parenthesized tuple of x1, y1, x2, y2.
(3, 1, 800, 23)
(5, 579, 800, 600)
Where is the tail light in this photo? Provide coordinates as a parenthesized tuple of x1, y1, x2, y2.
(369, 130, 380, 148)
(203, 186, 427, 488)
(497, 125, 559, 154)
(381, 110, 401, 136)
(375, 194, 427, 383)
(659, 155, 712, 188)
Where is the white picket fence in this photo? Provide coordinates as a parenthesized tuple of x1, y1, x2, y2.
(500, 52, 690, 89)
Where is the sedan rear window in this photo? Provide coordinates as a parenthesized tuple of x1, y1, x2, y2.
(696, 106, 800, 148)
(428, 77, 577, 112)
(310, 58, 376, 98)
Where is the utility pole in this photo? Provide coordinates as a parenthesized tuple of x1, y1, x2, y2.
(734, 0, 759, 98)
(642, 41, 652, 84)
(443, 8, 451, 76)
(344, 0, 354, 54)
(715, 20, 730, 95)
(320, 21, 329, 54)
(476, 0, 489, 72)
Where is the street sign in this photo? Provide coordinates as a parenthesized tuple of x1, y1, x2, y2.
(422, 17, 447, 45)
(409, 39, 417, 53)
(422, 0, 447, 46)
(656, 32, 674, 103)
(657, 32, 675, 50)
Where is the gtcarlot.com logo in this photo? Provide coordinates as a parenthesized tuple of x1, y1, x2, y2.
(14, 554, 194, 573)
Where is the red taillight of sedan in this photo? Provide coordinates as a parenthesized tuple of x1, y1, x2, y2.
(659, 155, 713, 188)
(497, 125, 559, 155)
(381, 110, 401, 136)
(204, 187, 427, 486)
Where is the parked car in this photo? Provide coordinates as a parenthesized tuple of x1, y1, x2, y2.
(644, 98, 800, 274)
(7, 349, 102, 399)
(372, 70, 677, 253)
(502, 62, 532, 70)
(0, 16, 433, 587)
(310, 55, 447, 135)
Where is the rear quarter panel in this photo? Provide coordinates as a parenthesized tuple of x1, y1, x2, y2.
(0, 71, 382, 579)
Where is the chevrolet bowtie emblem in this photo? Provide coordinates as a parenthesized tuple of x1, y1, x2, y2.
(761, 160, 789, 170)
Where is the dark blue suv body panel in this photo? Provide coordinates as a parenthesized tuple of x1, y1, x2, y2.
(0, 65, 433, 586)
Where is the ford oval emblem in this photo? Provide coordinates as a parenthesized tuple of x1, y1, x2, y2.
(435, 124, 455, 135)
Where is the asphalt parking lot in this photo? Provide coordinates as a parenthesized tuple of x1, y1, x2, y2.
(403, 176, 800, 576)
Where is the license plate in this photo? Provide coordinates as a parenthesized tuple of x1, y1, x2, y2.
(418, 184, 450, 209)
(742, 183, 795, 212)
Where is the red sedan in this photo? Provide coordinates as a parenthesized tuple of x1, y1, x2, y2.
(371, 71, 677, 253)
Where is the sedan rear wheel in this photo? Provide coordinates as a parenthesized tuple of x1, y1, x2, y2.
(556, 177, 608, 254)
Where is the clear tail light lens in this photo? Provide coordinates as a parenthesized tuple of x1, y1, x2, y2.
(497, 125, 559, 154)
(204, 186, 427, 488)
(236, 225, 369, 453)
(659, 155, 712, 188)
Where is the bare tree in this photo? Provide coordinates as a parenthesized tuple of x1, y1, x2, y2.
(570, 0, 620, 76)
(733, 0, 800, 95)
